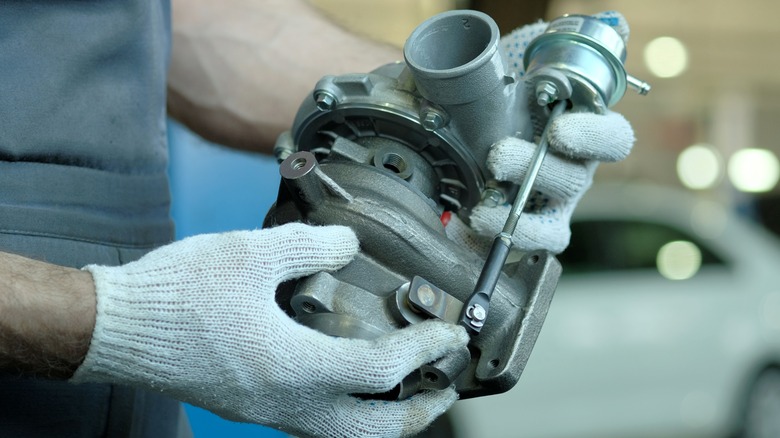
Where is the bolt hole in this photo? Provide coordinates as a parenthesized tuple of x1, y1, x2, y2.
(424, 372, 439, 383)
(290, 157, 308, 171)
(489, 358, 500, 369)
(527, 254, 540, 265)
(382, 153, 408, 174)
(300, 301, 317, 313)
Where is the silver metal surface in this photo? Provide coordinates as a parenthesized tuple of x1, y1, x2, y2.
(466, 304, 487, 328)
(314, 91, 337, 111)
(265, 9, 643, 400)
(523, 14, 649, 112)
(627, 74, 652, 95)
(269, 142, 561, 399)
(407, 276, 464, 323)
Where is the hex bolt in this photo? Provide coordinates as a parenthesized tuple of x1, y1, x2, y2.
(535, 81, 559, 107)
(421, 111, 444, 131)
(481, 188, 505, 207)
(314, 92, 336, 111)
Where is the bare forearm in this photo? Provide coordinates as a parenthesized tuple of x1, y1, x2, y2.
(0, 251, 96, 378)
(168, 0, 402, 154)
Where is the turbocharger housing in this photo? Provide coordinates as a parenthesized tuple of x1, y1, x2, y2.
(265, 10, 561, 399)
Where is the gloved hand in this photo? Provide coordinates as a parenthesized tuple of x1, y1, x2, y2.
(446, 11, 636, 255)
(70, 223, 469, 438)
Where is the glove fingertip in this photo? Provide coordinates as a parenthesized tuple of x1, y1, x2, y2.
(325, 224, 361, 251)
(332, 388, 458, 438)
(326, 321, 468, 395)
(397, 387, 459, 437)
(392, 321, 469, 368)
(422, 320, 470, 344)
(445, 212, 492, 257)
(470, 204, 510, 236)
(283, 222, 359, 253)
(511, 214, 572, 255)
(490, 136, 537, 154)
(598, 111, 636, 162)
(266, 224, 360, 284)
(548, 111, 635, 162)
(486, 137, 537, 180)
(395, 320, 469, 355)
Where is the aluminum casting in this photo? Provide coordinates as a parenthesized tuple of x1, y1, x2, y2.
(264, 10, 646, 399)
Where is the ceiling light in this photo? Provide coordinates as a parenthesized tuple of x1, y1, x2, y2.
(657, 240, 702, 280)
(677, 144, 722, 190)
(644, 36, 688, 78)
(727, 148, 780, 193)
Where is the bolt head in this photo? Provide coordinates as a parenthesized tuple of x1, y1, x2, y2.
(467, 304, 487, 323)
(422, 112, 443, 131)
(472, 304, 487, 321)
(481, 188, 505, 207)
(416, 284, 437, 307)
(535, 81, 559, 106)
(315, 92, 336, 111)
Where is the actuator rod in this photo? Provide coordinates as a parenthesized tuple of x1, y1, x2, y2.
(459, 100, 568, 333)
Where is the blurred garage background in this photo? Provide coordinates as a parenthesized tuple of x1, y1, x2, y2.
(168, 0, 780, 436)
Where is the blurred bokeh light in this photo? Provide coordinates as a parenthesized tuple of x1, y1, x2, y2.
(656, 240, 702, 280)
(643, 36, 688, 78)
(677, 144, 722, 190)
(727, 148, 780, 193)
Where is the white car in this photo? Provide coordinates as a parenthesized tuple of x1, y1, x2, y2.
(450, 184, 780, 438)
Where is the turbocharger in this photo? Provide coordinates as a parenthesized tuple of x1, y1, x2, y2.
(265, 9, 642, 399)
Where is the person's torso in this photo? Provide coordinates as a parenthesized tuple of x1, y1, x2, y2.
(0, 2, 187, 436)
(0, 0, 175, 251)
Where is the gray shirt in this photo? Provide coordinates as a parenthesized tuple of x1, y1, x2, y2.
(0, 1, 188, 436)
(0, 0, 175, 250)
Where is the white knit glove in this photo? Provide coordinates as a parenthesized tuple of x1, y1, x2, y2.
(71, 223, 469, 438)
(446, 11, 635, 255)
